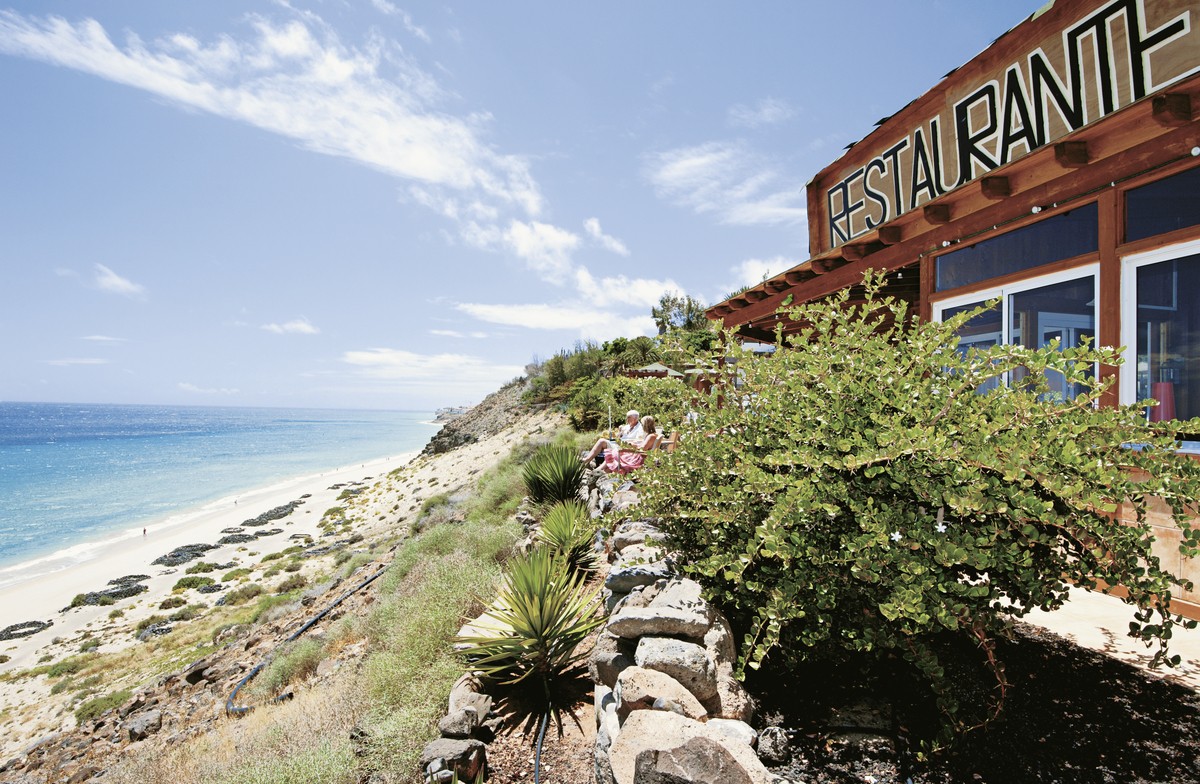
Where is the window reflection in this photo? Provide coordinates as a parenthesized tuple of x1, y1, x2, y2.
(1135, 254, 1200, 421)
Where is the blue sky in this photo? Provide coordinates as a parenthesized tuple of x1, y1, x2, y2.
(0, 1, 1042, 410)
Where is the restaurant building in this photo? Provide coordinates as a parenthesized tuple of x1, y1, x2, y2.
(707, 0, 1200, 616)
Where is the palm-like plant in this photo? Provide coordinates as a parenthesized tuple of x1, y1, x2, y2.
(455, 547, 602, 687)
(537, 500, 599, 574)
(522, 445, 584, 505)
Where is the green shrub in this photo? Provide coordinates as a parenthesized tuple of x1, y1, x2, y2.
(274, 574, 307, 594)
(642, 272, 1200, 742)
(79, 639, 100, 653)
(107, 609, 124, 619)
(537, 500, 599, 573)
(185, 561, 217, 574)
(253, 638, 324, 696)
(159, 596, 187, 610)
(172, 576, 215, 592)
(263, 566, 282, 578)
(283, 561, 303, 573)
(522, 445, 584, 506)
(260, 552, 284, 562)
(223, 584, 265, 605)
(75, 689, 132, 724)
(169, 604, 207, 622)
(135, 615, 168, 634)
(222, 567, 252, 582)
(46, 657, 88, 678)
(569, 374, 693, 435)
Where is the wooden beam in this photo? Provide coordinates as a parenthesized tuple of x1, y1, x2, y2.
(980, 176, 1011, 199)
(713, 305, 733, 315)
(1152, 93, 1192, 126)
(784, 270, 811, 284)
(878, 226, 902, 245)
(841, 244, 868, 262)
(764, 280, 790, 293)
(811, 258, 838, 275)
(1053, 141, 1089, 168)
(729, 297, 749, 310)
(745, 290, 767, 303)
(923, 204, 951, 224)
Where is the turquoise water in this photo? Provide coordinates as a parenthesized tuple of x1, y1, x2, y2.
(0, 402, 438, 571)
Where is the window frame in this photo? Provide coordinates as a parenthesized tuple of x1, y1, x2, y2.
(1119, 237, 1200, 410)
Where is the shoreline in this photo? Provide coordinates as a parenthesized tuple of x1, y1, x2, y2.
(0, 451, 417, 674)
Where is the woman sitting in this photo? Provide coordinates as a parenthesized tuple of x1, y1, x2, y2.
(600, 415, 661, 474)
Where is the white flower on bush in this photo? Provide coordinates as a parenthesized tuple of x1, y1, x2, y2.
(936, 522, 947, 533)
(890, 531, 902, 542)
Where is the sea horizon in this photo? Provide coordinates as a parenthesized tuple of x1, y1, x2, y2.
(0, 402, 441, 578)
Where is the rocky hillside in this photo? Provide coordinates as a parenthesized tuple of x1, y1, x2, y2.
(422, 378, 532, 455)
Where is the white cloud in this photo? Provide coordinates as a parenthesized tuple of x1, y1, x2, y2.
(728, 256, 793, 289)
(178, 381, 239, 395)
(261, 317, 320, 335)
(583, 217, 629, 256)
(456, 302, 655, 341)
(500, 220, 581, 281)
(376, 2, 431, 44)
(645, 141, 807, 227)
(430, 329, 487, 338)
(341, 348, 522, 399)
(42, 358, 109, 366)
(93, 263, 146, 298)
(573, 268, 678, 309)
(0, 11, 541, 217)
(728, 97, 796, 128)
(81, 334, 127, 342)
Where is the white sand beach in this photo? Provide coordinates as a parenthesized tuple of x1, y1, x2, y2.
(0, 452, 416, 674)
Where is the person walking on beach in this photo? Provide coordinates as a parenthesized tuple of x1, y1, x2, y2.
(143, 528, 146, 536)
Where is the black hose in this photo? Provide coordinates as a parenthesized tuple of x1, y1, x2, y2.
(533, 711, 549, 784)
(225, 562, 389, 716)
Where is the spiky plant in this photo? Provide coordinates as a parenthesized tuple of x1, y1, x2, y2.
(456, 547, 602, 686)
(522, 445, 584, 505)
(537, 500, 599, 574)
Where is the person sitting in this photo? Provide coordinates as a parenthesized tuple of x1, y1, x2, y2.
(580, 409, 644, 463)
(601, 415, 661, 474)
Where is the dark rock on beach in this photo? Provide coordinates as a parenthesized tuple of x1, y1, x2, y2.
(218, 533, 256, 545)
(152, 543, 219, 567)
(241, 500, 304, 527)
(0, 620, 53, 641)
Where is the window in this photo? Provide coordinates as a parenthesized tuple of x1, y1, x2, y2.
(1126, 165, 1200, 244)
(1121, 240, 1200, 422)
(934, 267, 1098, 401)
(935, 203, 1098, 292)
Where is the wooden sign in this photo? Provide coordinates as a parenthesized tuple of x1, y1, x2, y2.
(815, 0, 1200, 252)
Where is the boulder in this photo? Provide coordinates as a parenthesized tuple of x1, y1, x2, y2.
(634, 736, 758, 784)
(437, 707, 478, 739)
(635, 637, 718, 703)
(419, 738, 486, 783)
(589, 632, 634, 689)
(125, 709, 163, 742)
(706, 718, 758, 749)
(607, 711, 770, 784)
(703, 609, 754, 722)
(756, 726, 790, 765)
(614, 666, 706, 721)
(605, 560, 675, 593)
(611, 520, 664, 553)
(607, 607, 709, 640)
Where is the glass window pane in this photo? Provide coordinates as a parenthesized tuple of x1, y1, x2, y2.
(1135, 253, 1200, 421)
(1126, 166, 1200, 244)
(1009, 277, 1095, 402)
(943, 300, 1002, 394)
(935, 203, 1098, 292)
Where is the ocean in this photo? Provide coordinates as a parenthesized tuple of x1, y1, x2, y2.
(0, 402, 438, 574)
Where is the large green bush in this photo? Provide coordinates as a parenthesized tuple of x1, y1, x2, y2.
(568, 374, 695, 435)
(641, 272, 1200, 738)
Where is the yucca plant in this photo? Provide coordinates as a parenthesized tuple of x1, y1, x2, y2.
(537, 500, 599, 574)
(455, 547, 602, 783)
(455, 547, 602, 687)
(522, 444, 584, 505)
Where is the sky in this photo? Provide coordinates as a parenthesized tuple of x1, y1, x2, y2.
(0, 1, 1045, 411)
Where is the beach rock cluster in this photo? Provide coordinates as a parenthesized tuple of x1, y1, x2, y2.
(241, 500, 303, 527)
(65, 575, 151, 611)
(0, 620, 53, 641)
(593, 519, 764, 784)
(152, 543, 218, 567)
